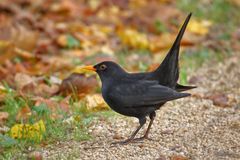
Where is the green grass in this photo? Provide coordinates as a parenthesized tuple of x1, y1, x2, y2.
(0, 87, 114, 159)
(1, 1, 239, 159)
(177, 0, 240, 32)
(176, 0, 240, 84)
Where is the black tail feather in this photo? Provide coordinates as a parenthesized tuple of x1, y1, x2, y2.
(175, 83, 197, 92)
(154, 13, 192, 88)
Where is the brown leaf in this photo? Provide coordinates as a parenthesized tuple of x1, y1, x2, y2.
(28, 151, 43, 160)
(34, 83, 60, 97)
(0, 112, 9, 126)
(170, 155, 189, 160)
(125, 2, 181, 32)
(112, 134, 123, 140)
(59, 73, 98, 97)
(59, 96, 71, 113)
(149, 33, 175, 52)
(208, 93, 230, 107)
(34, 97, 70, 119)
(0, 41, 15, 65)
(187, 19, 212, 35)
(14, 73, 59, 97)
(14, 47, 35, 59)
(2, 23, 39, 52)
(16, 105, 32, 122)
(14, 73, 35, 90)
(118, 28, 149, 49)
(84, 94, 109, 112)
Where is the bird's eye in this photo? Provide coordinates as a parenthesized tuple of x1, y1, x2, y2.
(99, 64, 107, 70)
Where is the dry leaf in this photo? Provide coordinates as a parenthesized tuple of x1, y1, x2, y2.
(59, 73, 98, 97)
(208, 93, 230, 107)
(170, 155, 189, 160)
(8, 24, 39, 52)
(34, 97, 70, 119)
(149, 33, 175, 52)
(0, 84, 8, 101)
(10, 120, 46, 141)
(0, 112, 9, 126)
(28, 151, 43, 160)
(14, 73, 59, 97)
(14, 73, 35, 90)
(16, 106, 32, 122)
(34, 83, 60, 97)
(187, 19, 212, 35)
(0, 40, 15, 64)
(84, 94, 109, 112)
(56, 34, 68, 47)
(118, 28, 149, 49)
(14, 47, 35, 59)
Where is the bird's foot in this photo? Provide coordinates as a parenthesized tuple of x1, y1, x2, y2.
(133, 136, 153, 142)
(111, 137, 152, 146)
(111, 139, 133, 145)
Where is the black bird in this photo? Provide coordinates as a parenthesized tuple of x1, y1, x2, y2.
(82, 13, 195, 144)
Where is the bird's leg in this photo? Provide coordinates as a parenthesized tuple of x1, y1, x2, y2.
(112, 117, 146, 145)
(133, 112, 156, 141)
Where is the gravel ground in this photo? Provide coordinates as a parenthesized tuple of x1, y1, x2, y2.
(42, 55, 240, 160)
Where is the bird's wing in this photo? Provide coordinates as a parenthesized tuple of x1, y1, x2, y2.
(109, 80, 190, 107)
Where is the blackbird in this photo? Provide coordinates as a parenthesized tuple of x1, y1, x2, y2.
(82, 13, 195, 144)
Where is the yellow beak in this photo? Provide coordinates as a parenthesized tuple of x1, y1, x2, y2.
(72, 65, 96, 74)
(80, 65, 96, 71)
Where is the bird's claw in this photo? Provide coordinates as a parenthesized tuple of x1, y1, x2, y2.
(111, 139, 132, 145)
(111, 136, 153, 145)
(133, 136, 153, 142)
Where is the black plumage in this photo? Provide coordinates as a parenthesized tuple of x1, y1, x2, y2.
(82, 13, 195, 144)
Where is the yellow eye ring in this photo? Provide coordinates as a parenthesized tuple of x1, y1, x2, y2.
(100, 64, 107, 70)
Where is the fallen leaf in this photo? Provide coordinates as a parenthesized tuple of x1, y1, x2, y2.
(16, 106, 32, 122)
(56, 34, 80, 48)
(33, 83, 60, 97)
(112, 134, 123, 140)
(118, 28, 149, 49)
(229, 0, 240, 6)
(149, 33, 175, 52)
(58, 73, 98, 97)
(59, 96, 71, 113)
(10, 120, 46, 141)
(14, 74, 60, 97)
(0, 112, 9, 126)
(170, 155, 189, 160)
(28, 151, 43, 160)
(208, 93, 230, 107)
(0, 84, 8, 101)
(84, 94, 109, 112)
(187, 19, 212, 35)
(0, 40, 15, 65)
(6, 23, 39, 52)
(34, 97, 70, 119)
(13, 47, 35, 59)
(14, 73, 35, 90)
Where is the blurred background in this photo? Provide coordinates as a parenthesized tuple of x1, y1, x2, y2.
(0, 0, 240, 158)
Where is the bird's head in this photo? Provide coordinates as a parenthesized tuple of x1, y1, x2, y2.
(81, 61, 126, 82)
